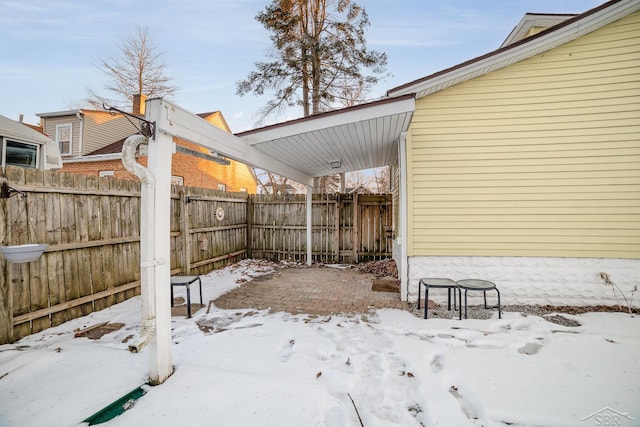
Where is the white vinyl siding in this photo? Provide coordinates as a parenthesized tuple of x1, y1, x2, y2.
(407, 11, 640, 259)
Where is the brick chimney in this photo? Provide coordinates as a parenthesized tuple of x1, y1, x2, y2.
(132, 94, 147, 115)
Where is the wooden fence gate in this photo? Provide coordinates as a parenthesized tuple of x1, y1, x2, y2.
(249, 193, 393, 263)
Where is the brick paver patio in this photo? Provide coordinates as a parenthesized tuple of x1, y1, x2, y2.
(213, 266, 407, 316)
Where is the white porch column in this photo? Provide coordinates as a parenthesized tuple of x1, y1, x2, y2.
(145, 98, 174, 385)
(306, 184, 313, 265)
(399, 132, 409, 301)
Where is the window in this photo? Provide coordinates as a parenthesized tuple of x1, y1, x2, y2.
(171, 176, 184, 186)
(4, 140, 38, 168)
(239, 187, 247, 193)
(217, 183, 226, 191)
(56, 123, 72, 155)
(99, 170, 114, 177)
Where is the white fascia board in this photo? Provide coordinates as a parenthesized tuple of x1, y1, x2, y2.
(238, 95, 415, 145)
(148, 98, 313, 185)
(36, 109, 81, 118)
(389, 0, 640, 98)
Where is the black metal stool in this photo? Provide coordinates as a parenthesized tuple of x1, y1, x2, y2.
(418, 278, 458, 319)
(170, 276, 203, 318)
(456, 279, 501, 320)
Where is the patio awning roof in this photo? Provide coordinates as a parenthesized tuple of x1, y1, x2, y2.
(236, 93, 415, 179)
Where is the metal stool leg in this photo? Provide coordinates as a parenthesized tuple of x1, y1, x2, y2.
(418, 280, 422, 310)
(198, 277, 203, 305)
(424, 286, 429, 319)
(483, 290, 487, 308)
(186, 285, 192, 318)
(464, 290, 469, 319)
(496, 288, 501, 319)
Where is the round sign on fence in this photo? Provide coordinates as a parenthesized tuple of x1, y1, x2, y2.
(215, 207, 225, 221)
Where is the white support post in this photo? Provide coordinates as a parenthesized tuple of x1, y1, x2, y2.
(145, 99, 174, 385)
(399, 132, 409, 302)
(306, 185, 313, 265)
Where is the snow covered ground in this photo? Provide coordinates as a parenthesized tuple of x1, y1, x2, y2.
(1, 260, 638, 427)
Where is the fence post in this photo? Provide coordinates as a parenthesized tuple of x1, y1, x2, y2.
(246, 194, 253, 259)
(352, 192, 359, 263)
(333, 195, 340, 262)
(180, 188, 191, 275)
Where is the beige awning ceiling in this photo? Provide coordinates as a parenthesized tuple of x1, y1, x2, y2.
(236, 93, 415, 179)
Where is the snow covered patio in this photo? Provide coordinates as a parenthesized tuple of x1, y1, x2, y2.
(1, 259, 638, 427)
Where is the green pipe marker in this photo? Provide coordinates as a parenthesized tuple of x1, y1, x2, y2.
(83, 385, 147, 425)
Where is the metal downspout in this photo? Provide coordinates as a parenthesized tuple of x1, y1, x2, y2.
(121, 134, 156, 353)
(399, 132, 409, 302)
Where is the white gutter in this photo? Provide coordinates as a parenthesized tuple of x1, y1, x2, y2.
(121, 134, 156, 353)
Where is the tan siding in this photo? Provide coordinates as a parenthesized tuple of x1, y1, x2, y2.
(42, 115, 82, 156)
(407, 11, 640, 259)
(81, 112, 138, 155)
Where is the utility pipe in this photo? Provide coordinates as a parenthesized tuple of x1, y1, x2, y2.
(121, 134, 156, 353)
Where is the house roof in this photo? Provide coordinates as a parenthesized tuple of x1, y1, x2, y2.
(0, 114, 55, 146)
(86, 137, 127, 156)
(500, 13, 576, 47)
(387, 0, 639, 99)
(236, 94, 415, 177)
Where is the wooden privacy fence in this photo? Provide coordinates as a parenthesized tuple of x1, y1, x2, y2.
(0, 166, 393, 343)
(250, 193, 393, 263)
(0, 166, 247, 343)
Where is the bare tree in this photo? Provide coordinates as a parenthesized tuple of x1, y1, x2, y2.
(373, 166, 391, 193)
(254, 168, 307, 194)
(87, 27, 177, 110)
(346, 170, 373, 192)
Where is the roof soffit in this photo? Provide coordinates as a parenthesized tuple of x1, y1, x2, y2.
(236, 94, 415, 177)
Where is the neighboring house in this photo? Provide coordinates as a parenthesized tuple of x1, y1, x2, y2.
(345, 186, 373, 195)
(37, 108, 136, 159)
(259, 182, 298, 194)
(236, 0, 639, 306)
(37, 99, 257, 193)
(0, 114, 61, 171)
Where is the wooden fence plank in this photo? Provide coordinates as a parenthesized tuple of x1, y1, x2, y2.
(25, 168, 50, 334)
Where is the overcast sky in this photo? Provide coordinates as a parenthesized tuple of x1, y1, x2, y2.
(0, 0, 604, 132)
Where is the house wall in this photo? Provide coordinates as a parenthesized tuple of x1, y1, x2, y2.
(42, 111, 137, 157)
(63, 158, 136, 180)
(81, 111, 136, 155)
(171, 139, 257, 192)
(42, 115, 82, 156)
(406, 11, 640, 305)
